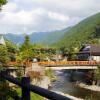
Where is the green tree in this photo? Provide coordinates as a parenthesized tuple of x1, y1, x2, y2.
(0, 45, 17, 100)
(60, 46, 68, 55)
(19, 35, 33, 66)
(33, 43, 44, 49)
(6, 40, 17, 62)
(94, 25, 100, 38)
(20, 35, 32, 51)
(0, 0, 7, 9)
(0, 78, 17, 100)
(0, 45, 9, 65)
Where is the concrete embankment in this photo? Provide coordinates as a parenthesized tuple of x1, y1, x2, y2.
(78, 83, 100, 92)
(52, 91, 83, 100)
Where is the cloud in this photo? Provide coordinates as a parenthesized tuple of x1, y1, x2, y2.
(0, 4, 70, 34)
(48, 12, 69, 22)
(3, 2, 17, 12)
(0, 0, 100, 34)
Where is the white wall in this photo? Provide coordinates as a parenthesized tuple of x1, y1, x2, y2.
(92, 56, 100, 61)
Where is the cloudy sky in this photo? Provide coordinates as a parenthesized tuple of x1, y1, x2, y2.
(0, 0, 100, 34)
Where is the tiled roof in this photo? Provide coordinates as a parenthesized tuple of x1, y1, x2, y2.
(91, 45, 100, 52)
(79, 44, 100, 56)
(91, 45, 100, 55)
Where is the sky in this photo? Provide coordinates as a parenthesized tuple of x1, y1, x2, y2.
(0, 0, 100, 34)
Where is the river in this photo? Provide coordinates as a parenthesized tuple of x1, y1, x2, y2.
(51, 70, 100, 100)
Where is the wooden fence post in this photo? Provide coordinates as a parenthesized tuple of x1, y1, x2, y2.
(21, 77, 30, 100)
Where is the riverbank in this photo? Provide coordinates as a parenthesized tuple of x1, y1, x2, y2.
(53, 91, 83, 100)
(78, 83, 100, 92)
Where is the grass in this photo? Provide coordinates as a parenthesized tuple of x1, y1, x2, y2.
(45, 68, 54, 80)
(15, 87, 44, 100)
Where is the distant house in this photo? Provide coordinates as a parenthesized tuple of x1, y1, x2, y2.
(77, 44, 100, 61)
(0, 36, 6, 45)
(52, 55, 63, 61)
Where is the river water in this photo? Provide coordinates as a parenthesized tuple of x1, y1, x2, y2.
(51, 70, 100, 100)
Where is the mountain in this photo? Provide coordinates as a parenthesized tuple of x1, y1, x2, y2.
(4, 33, 24, 44)
(3, 32, 52, 44)
(3, 28, 70, 45)
(54, 12, 100, 49)
(30, 32, 51, 43)
(37, 27, 70, 45)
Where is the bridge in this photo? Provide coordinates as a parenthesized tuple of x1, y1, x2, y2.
(38, 61, 100, 70)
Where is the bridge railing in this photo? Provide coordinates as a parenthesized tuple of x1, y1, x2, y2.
(38, 61, 100, 66)
(0, 71, 71, 100)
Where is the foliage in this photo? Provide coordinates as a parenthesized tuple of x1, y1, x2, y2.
(59, 46, 68, 55)
(20, 35, 32, 51)
(0, 0, 7, 8)
(0, 45, 10, 65)
(54, 12, 100, 50)
(6, 40, 17, 53)
(0, 72, 18, 100)
(0, 37, 17, 63)
(93, 25, 100, 38)
(0, 40, 18, 99)
(32, 44, 56, 61)
(94, 67, 100, 80)
(6, 40, 17, 61)
(59, 46, 78, 60)
(18, 35, 33, 66)
(17, 35, 56, 63)
(33, 43, 44, 49)
(45, 69, 54, 80)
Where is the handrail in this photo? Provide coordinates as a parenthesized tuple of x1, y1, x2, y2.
(0, 71, 71, 100)
(38, 61, 100, 66)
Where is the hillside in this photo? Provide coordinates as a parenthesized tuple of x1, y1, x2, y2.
(54, 12, 100, 49)
(38, 27, 70, 45)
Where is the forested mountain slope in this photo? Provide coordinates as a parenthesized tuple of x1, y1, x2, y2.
(54, 12, 100, 49)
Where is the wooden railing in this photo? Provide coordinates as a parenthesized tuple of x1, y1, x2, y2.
(38, 61, 100, 66)
(0, 70, 70, 100)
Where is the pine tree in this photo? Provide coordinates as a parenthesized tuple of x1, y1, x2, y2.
(19, 35, 33, 67)
(20, 35, 32, 51)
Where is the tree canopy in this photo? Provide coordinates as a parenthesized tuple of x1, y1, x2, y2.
(0, 0, 7, 9)
(20, 35, 32, 51)
(0, 45, 9, 65)
(17, 35, 33, 66)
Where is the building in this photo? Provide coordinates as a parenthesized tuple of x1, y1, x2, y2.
(0, 36, 6, 45)
(77, 44, 100, 61)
